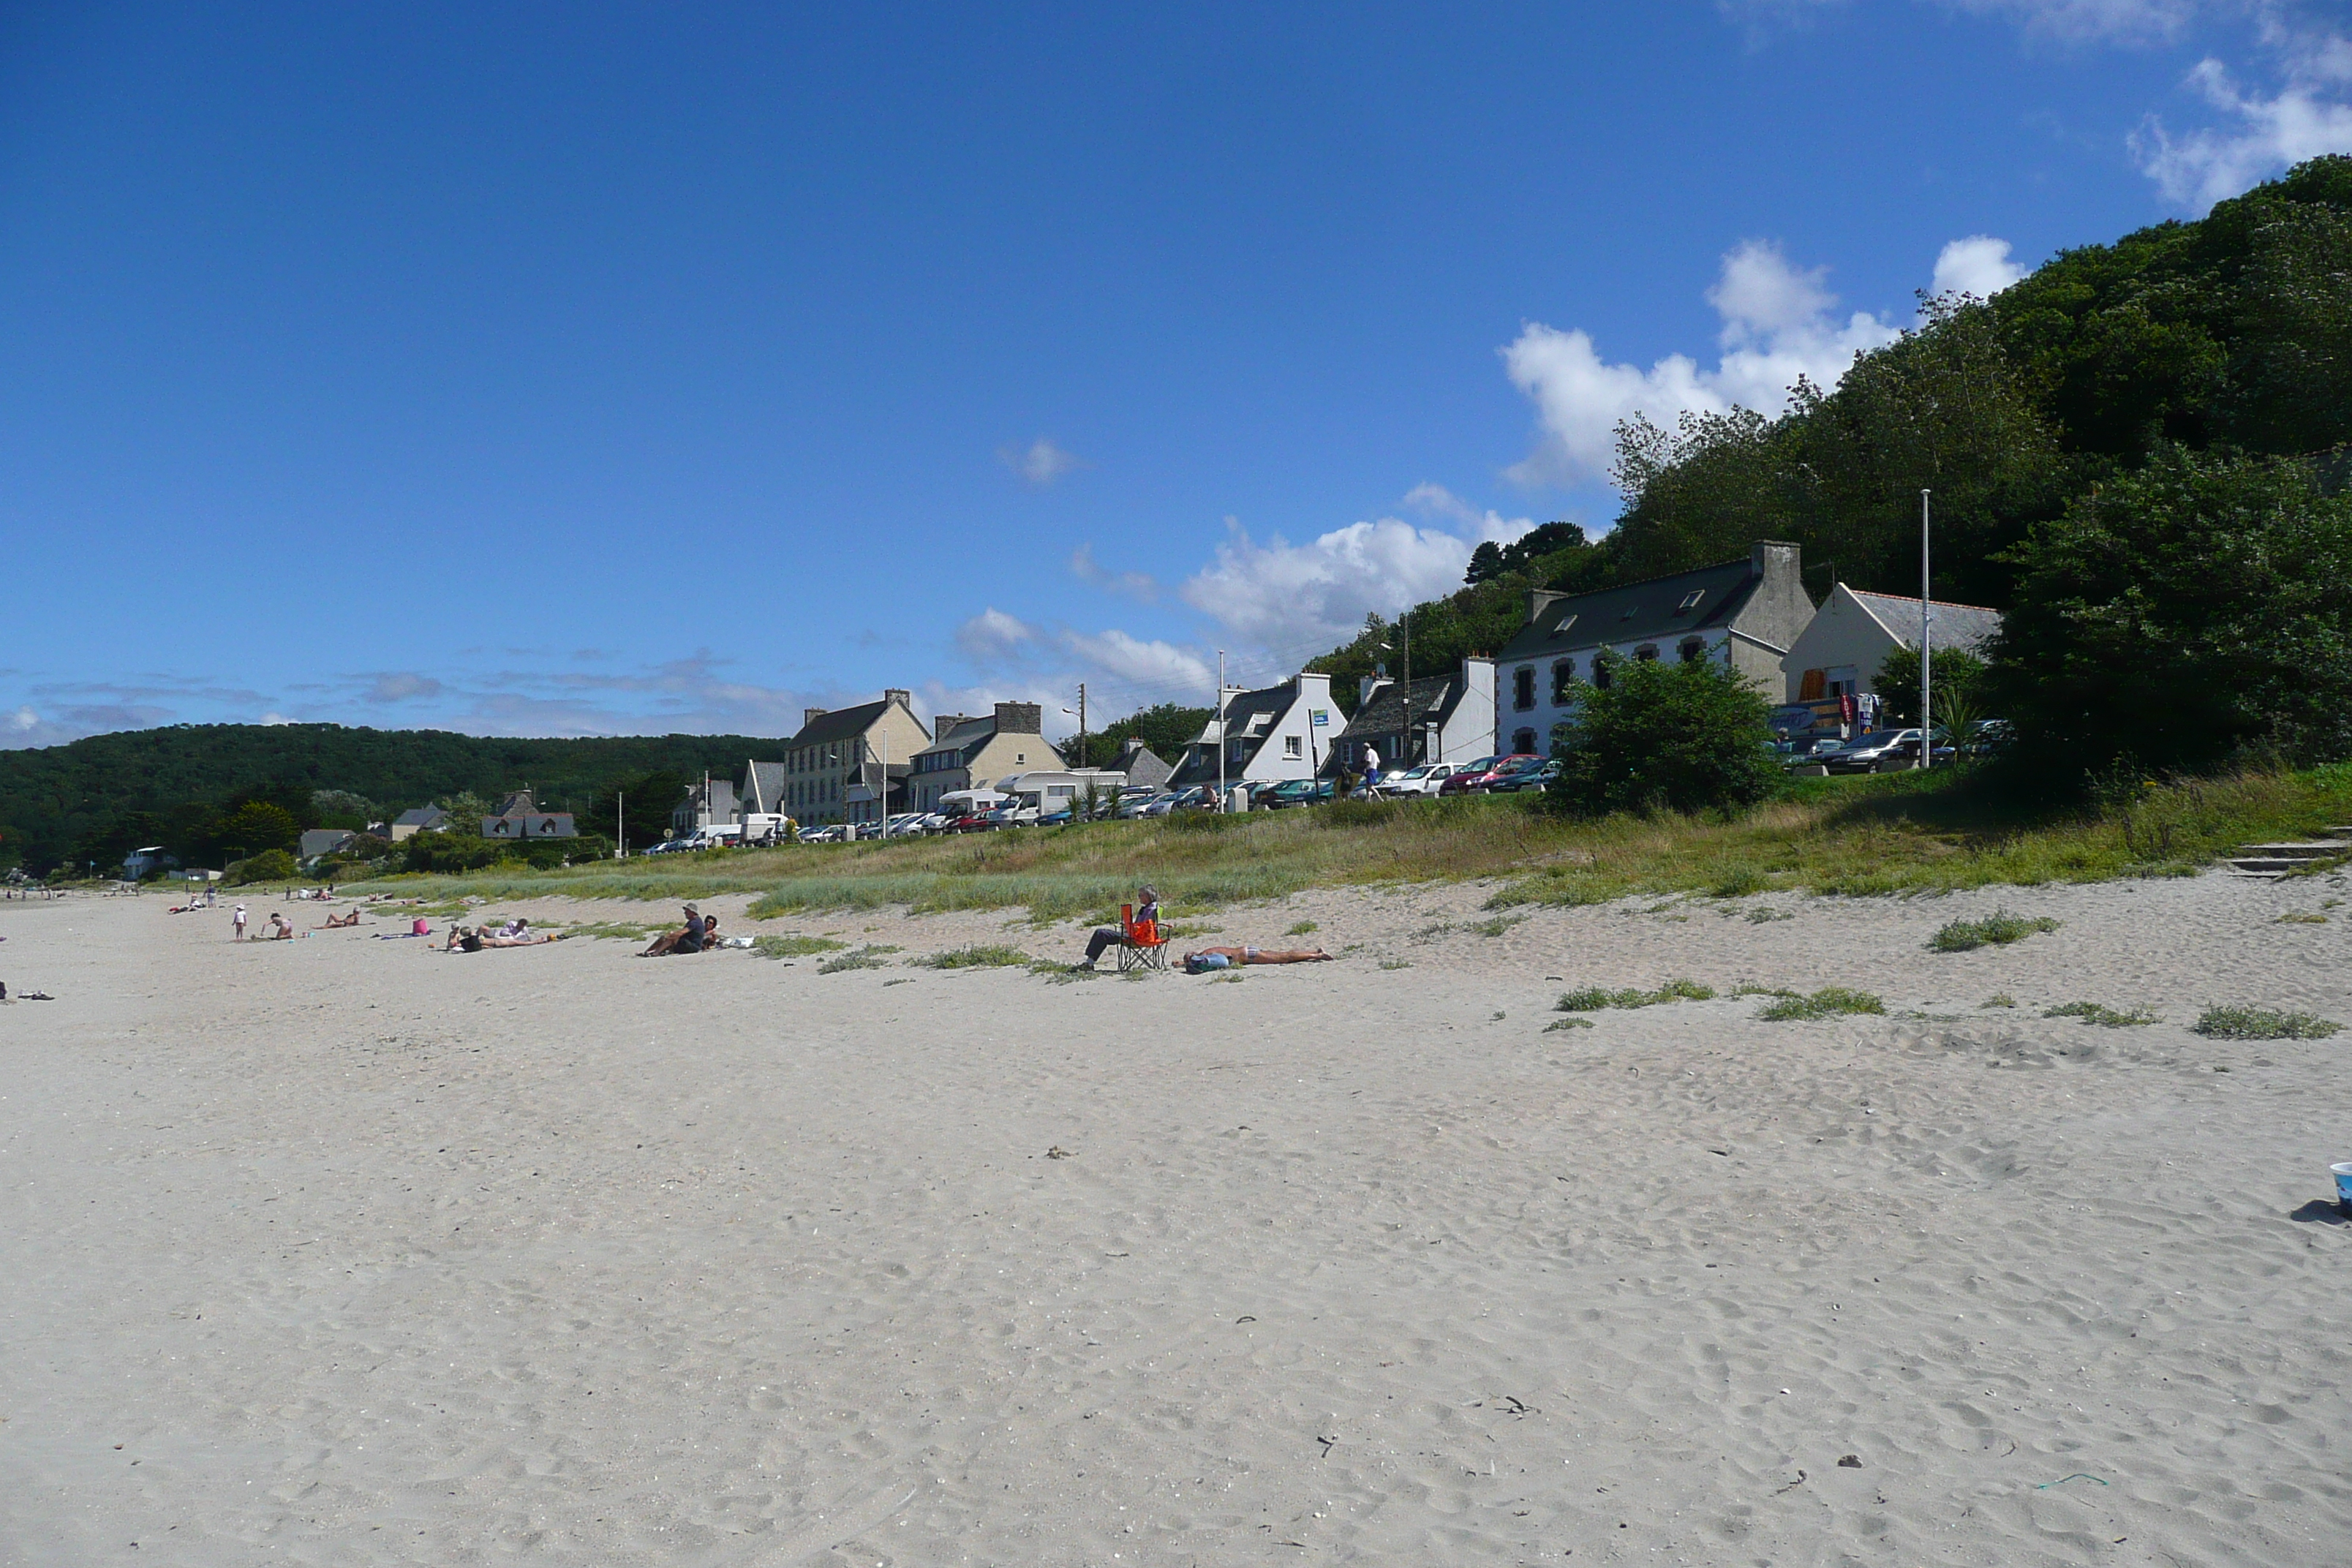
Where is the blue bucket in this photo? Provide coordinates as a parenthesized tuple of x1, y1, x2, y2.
(2334, 1163, 2352, 1216)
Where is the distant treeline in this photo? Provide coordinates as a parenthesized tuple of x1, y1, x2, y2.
(1310, 156, 2352, 780)
(0, 723, 785, 875)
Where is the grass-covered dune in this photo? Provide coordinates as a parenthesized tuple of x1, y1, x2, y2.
(347, 765, 2352, 921)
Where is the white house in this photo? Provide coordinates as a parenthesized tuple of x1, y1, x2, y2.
(1782, 583, 2003, 706)
(1327, 657, 1496, 774)
(1492, 542, 1817, 757)
(1166, 671, 1338, 793)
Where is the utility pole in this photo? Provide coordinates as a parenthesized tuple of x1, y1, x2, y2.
(1215, 649, 1228, 812)
(1077, 682, 1087, 772)
(1401, 612, 1413, 763)
(1920, 489, 1934, 772)
(617, 791, 625, 859)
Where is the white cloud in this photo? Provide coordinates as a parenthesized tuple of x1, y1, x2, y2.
(1502, 239, 1901, 485)
(1068, 542, 1159, 599)
(955, 607, 1039, 663)
(1062, 629, 1216, 697)
(1931, 235, 2029, 297)
(2135, 53, 2352, 209)
(1000, 437, 1081, 486)
(1942, 0, 2195, 45)
(1178, 514, 1500, 653)
(362, 671, 444, 704)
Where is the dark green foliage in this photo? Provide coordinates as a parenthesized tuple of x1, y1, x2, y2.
(2193, 1004, 2342, 1039)
(587, 769, 690, 851)
(1547, 655, 1782, 818)
(1876, 646, 1990, 728)
(217, 801, 300, 856)
(1070, 704, 1213, 769)
(228, 848, 298, 885)
(1986, 445, 2352, 774)
(1465, 521, 1589, 585)
(1929, 909, 2061, 951)
(0, 723, 780, 873)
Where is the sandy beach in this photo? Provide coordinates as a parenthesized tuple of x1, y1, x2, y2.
(3, 868, 2349, 1566)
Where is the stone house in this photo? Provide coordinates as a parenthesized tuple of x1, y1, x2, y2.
(906, 702, 1058, 813)
(1327, 657, 1496, 775)
(783, 690, 930, 829)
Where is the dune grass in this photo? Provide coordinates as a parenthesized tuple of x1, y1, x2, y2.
(1755, 987, 1886, 1022)
(2043, 1000, 2162, 1027)
(1929, 909, 2063, 952)
(1556, 978, 1715, 1012)
(751, 933, 847, 959)
(2193, 1005, 2342, 1040)
(342, 764, 2352, 919)
(916, 944, 1032, 969)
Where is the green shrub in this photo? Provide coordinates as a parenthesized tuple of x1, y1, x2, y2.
(227, 848, 298, 885)
(2043, 1000, 2161, 1027)
(752, 934, 847, 958)
(1548, 655, 1782, 818)
(1755, 987, 1885, 1021)
(1929, 909, 2062, 951)
(818, 945, 900, 973)
(2193, 1005, 2342, 1039)
(1555, 978, 1715, 1011)
(917, 944, 1031, 968)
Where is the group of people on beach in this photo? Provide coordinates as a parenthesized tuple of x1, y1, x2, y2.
(640, 905, 719, 956)
(1071, 886, 1333, 973)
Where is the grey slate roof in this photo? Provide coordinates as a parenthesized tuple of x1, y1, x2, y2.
(392, 807, 447, 829)
(1166, 680, 1299, 788)
(1847, 590, 2003, 657)
(741, 761, 789, 814)
(1494, 557, 1763, 663)
(790, 698, 897, 748)
(913, 715, 1000, 769)
(1338, 673, 1461, 742)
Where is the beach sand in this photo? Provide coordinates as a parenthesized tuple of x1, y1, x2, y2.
(2, 867, 2348, 1565)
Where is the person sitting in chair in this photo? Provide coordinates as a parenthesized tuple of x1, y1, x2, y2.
(1074, 885, 1158, 970)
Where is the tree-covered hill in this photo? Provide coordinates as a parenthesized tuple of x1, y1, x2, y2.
(1310, 157, 2352, 775)
(0, 723, 788, 874)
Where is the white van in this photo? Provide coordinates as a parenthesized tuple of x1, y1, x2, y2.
(684, 823, 743, 851)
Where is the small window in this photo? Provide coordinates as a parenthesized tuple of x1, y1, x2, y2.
(1591, 660, 1613, 691)
(1512, 666, 1536, 710)
(1512, 728, 1537, 755)
(1635, 644, 1659, 661)
(1675, 590, 1705, 614)
(1679, 638, 1705, 664)
(1015, 753, 1026, 764)
(1551, 660, 1575, 704)
(1284, 734, 1303, 758)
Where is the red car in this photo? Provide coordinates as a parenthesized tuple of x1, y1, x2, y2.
(1436, 754, 1540, 794)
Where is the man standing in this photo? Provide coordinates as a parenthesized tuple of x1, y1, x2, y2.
(1361, 745, 1380, 790)
(232, 902, 248, 941)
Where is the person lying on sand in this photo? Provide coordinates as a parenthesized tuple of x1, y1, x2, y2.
(1181, 945, 1334, 973)
(318, 911, 361, 928)
(639, 905, 717, 957)
(497, 917, 530, 938)
(476, 930, 558, 948)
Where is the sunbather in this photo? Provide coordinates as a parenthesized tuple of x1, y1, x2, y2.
(318, 911, 361, 928)
(1181, 944, 1333, 973)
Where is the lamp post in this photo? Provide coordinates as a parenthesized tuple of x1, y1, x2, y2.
(1920, 489, 1933, 772)
(1215, 649, 1228, 812)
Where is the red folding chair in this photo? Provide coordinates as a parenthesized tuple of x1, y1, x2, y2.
(1115, 902, 1169, 972)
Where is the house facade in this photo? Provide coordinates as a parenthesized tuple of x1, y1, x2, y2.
(783, 690, 930, 829)
(1327, 657, 1496, 775)
(1782, 584, 2002, 705)
(1096, 736, 1173, 794)
(388, 807, 448, 842)
(669, 776, 739, 837)
(906, 702, 1058, 813)
(1492, 541, 1816, 757)
(1166, 672, 1338, 794)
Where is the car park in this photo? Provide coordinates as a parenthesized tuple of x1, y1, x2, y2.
(1370, 763, 1456, 798)
(1262, 777, 1337, 810)
(1433, 756, 1504, 796)
(1484, 756, 1558, 793)
(1823, 728, 1934, 773)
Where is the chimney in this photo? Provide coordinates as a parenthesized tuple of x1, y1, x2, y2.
(1359, 671, 1391, 709)
(993, 701, 1043, 734)
(883, 687, 911, 708)
(933, 713, 965, 742)
(803, 707, 829, 727)
(1527, 588, 1567, 626)
(1752, 540, 1801, 582)
(1123, 736, 1144, 755)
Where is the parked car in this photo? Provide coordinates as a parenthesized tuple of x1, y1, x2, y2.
(1262, 777, 1338, 810)
(1433, 756, 1505, 796)
(644, 837, 695, 855)
(1823, 728, 1942, 773)
(1442, 754, 1542, 794)
(1485, 756, 1558, 793)
(1371, 763, 1456, 798)
(1874, 731, 1959, 769)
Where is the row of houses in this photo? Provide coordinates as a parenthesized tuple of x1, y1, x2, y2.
(1164, 541, 2002, 793)
(658, 541, 2001, 829)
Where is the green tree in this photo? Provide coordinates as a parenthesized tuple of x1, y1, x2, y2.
(1986, 445, 2352, 778)
(587, 769, 687, 849)
(1546, 655, 1782, 818)
(217, 800, 300, 856)
(1075, 705, 1213, 768)
(1873, 646, 1990, 728)
(228, 848, 298, 885)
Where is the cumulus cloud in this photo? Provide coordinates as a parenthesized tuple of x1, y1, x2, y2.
(362, 671, 444, 704)
(1931, 235, 2029, 297)
(1178, 514, 1507, 653)
(1062, 629, 1216, 697)
(1941, 0, 2195, 45)
(1069, 542, 1159, 599)
(1000, 437, 1081, 486)
(956, 607, 1039, 662)
(2135, 52, 2352, 209)
(1502, 239, 1902, 486)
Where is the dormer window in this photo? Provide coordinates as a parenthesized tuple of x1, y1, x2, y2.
(1675, 590, 1705, 614)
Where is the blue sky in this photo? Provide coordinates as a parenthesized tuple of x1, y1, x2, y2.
(4, 0, 2346, 747)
